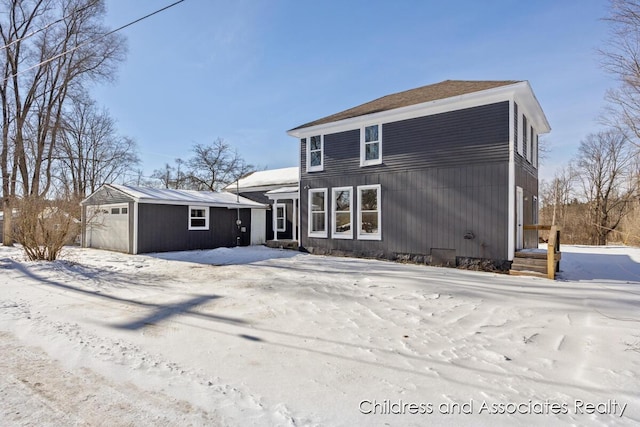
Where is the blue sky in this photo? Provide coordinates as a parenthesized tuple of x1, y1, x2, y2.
(93, 0, 612, 183)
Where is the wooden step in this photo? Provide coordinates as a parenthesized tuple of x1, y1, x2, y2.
(511, 263, 547, 274)
(515, 251, 562, 261)
(512, 257, 547, 268)
(509, 270, 548, 278)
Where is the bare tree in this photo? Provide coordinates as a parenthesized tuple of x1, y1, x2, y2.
(540, 165, 576, 228)
(151, 158, 188, 189)
(55, 94, 138, 200)
(575, 129, 638, 245)
(187, 138, 254, 191)
(13, 195, 80, 261)
(0, 0, 126, 246)
(601, 0, 640, 144)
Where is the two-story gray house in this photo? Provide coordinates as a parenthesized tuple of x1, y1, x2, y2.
(287, 80, 550, 269)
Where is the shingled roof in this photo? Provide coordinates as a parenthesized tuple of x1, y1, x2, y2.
(290, 80, 522, 131)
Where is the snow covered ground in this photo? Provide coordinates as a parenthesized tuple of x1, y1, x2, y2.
(0, 244, 639, 426)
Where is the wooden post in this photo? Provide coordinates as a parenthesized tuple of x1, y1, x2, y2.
(547, 225, 558, 280)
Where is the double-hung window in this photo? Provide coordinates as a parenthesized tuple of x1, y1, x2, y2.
(531, 126, 537, 168)
(357, 184, 381, 240)
(308, 188, 328, 238)
(332, 187, 353, 239)
(523, 115, 529, 161)
(189, 206, 209, 230)
(275, 203, 286, 232)
(360, 124, 382, 166)
(307, 135, 323, 172)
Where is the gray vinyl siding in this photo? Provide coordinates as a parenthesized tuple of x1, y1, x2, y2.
(239, 191, 270, 204)
(136, 204, 251, 253)
(300, 101, 511, 261)
(82, 186, 134, 205)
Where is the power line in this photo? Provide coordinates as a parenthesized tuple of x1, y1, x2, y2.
(2, 0, 187, 83)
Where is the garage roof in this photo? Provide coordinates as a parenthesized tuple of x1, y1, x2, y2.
(83, 184, 268, 209)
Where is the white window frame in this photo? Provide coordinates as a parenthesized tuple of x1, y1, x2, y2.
(275, 203, 286, 232)
(331, 186, 353, 239)
(516, 110, 523, 156)
(522, 114, 529, 160)
(308, 188, 328, 238)
(360, 124, 382, 167)
(357, 184, 381, 240)
(532, 129, 538, 168)
(307, 135, 324, 172)
(188, 206, 209, 230)
(526, 122, 532, 163)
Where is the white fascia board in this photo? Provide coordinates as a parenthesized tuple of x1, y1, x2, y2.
(137, 200, 268, 209)
(287, 82, 527, 138)
(267, 191, 298, 201)
(233, 184, 299, 193)
(514, 81, 551, 134)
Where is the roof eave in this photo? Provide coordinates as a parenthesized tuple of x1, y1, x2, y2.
(287, 81, 526, 138)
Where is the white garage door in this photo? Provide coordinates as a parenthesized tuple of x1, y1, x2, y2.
(86, 204, 130, 253)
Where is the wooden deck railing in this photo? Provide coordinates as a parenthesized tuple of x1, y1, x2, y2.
(523, 224, 561, 279)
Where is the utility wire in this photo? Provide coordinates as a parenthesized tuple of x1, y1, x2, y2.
(2, 0, 186, 83)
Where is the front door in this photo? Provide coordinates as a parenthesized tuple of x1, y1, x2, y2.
(516, 186, 524, 250)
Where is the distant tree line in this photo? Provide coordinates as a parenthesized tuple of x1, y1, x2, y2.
(539, 0, 640, 246)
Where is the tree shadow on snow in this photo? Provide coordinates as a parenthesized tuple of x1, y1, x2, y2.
(146, 246, 300, 266)
(7, 259, 247, 328)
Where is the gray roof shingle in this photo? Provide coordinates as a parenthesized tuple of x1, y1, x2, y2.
(290, 80, 521, 131)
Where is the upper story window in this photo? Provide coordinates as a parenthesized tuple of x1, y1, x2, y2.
(357, 184, 381, 240)
(189, 206, 209, 230)
(360, 124, 382, 166)
(308, 188, 328, 238)
(307, 135, 323, 172)
(332, 187, 353, 239)
(530, 125, 536, 167)
(526, 121, 532, 163)
(522, 115, 528, 160)
(532, 132, 538, 168)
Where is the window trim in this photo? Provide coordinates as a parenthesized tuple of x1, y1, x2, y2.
(532, 127, 538, 168)
(516, 107, 523, 156)
(275, 203, 286, 232)
(188, 205, 209, 231)
(526, 122, 532, 163)
(308, 188, 328, 238)
(522, 115, 528, 160)
(360, 124, 382, 167)
(306, 135, 324, 172)
(357, 184, 382, 240)
(331, 186, 353, 239)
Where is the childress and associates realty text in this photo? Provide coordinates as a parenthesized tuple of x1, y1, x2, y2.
(359, 399, 628, 417)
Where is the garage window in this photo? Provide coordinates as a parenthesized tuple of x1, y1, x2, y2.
(189, 206, 209, 230)
(111, 207, 120, 214)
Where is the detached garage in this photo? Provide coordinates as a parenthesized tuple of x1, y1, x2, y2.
(81, 184, 267, 254)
